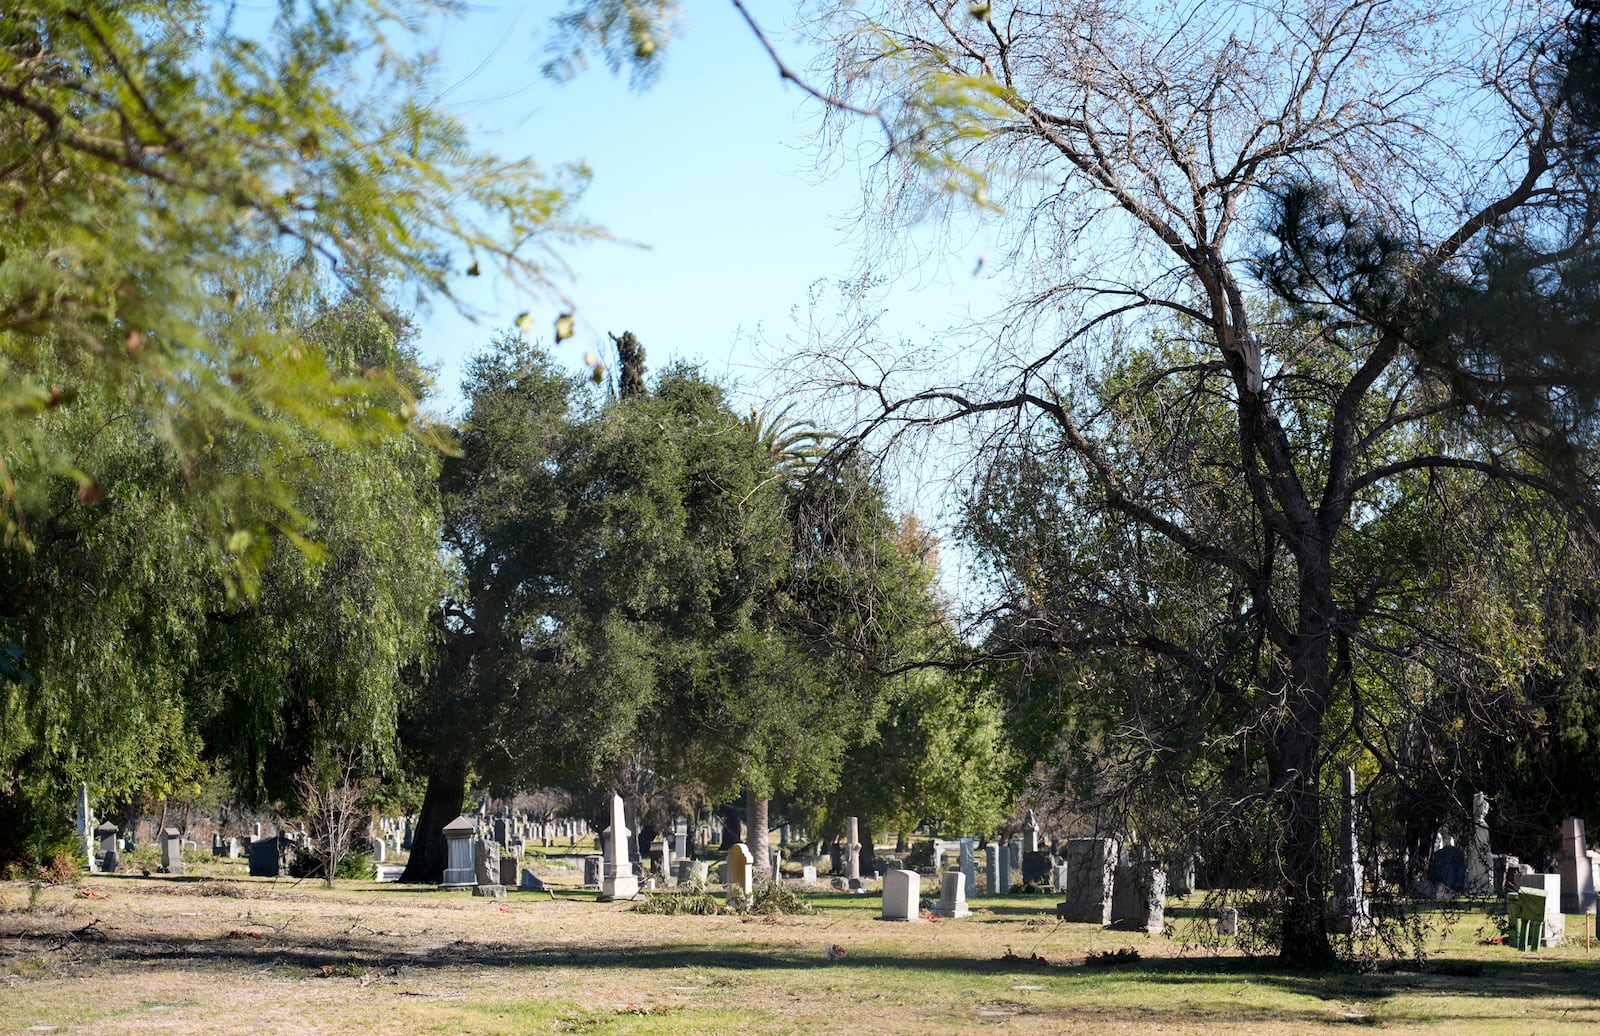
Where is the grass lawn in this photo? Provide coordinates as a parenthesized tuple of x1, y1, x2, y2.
(1, 861, 1596, 1034)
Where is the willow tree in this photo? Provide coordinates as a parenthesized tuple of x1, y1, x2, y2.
(809, 0, 1600, 964)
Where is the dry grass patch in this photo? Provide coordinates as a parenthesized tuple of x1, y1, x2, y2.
(0, 878, 1596, 1033)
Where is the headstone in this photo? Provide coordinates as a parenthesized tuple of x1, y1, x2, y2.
(1023, 809, 1041, 852)
(1169, 854, 1196, 897)
(881, 869, 921, 921)
(95, 821, 120, 873)
(499, 856, 518, 887)
(373, 838, 387, 863)
(583, 854, 603, 887)
(801, 863, 817, 884)
(1465, 792, 1493, 895)
(248, 835, 283, 877)
(1218, 906, 1239, 937)
(520, 868, 545, 891)
(401, 818, 413, 851)
(780, 823, 791, 847)
(1021, 850, 1053, 887)
(227, 837, 239, 859)
(984, 845, 1000, 895)
(439, 814, 477, 888)
(601, 794, 639, 900)
(727, 843, 754, 899)
(997, 842, 1013, 894)
(846, 817, 863, 890)
(1110, 856, 1166, 933)
(1057, 838, 1116, 924)
(1008, 836, 1023, 878)
(959, 839, 977, 899)
(75, 782, 94, 867)
(673, 820, 688, 861)
(768, 845, 782, 881)
(1518, 872, 1566, 946)
(160, 827, 185, 875)
(211, 833, 225, 857)
(1558, 816, 1596, 915)
(1330, 766, 1371, 933)
(1492, 853, 1521, 895)
(932, 870, 970, 918)
(659, 838, 674, 882)
(252, 821, 263, 841)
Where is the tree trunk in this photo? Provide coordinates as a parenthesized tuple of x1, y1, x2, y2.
(399, 755, 467, 884)
(746, 790, 770, 883)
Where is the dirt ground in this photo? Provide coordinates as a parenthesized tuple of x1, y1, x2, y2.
(2, 867, 1598, 1035)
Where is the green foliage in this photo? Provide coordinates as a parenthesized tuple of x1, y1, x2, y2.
(631, 879, 730, 915)
(0, 1, 590, 585)
(750, 880, 815, 916)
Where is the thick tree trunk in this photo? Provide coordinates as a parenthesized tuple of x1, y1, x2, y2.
(746, 790, 770, 883)
(399, 755, 467, 884)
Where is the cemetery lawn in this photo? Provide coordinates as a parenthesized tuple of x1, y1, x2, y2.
(2, 869, 1598, 1034)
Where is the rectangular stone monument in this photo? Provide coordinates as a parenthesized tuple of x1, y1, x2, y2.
(727, 843, 754, 900)
(440, 815, 477, 889)
(881, 869, 921, 921)
(1058, 838, 1117, 924)
(1169, 854, 1195, 897)
(932, 870, 970, 918)
(1021, 850, 1053, 887)
(160, 827, 185, 875)
(247, 835, 282, 877)
(802, 863, 817, 884)
(998, 842, 1013, 894)
(1111, 858, 1166, 933)
(95, 821, 119, 873)
(1518, 872, 1565, 946)
(1219, 906, 1239, 937)
(601, 794, 639, 901)
(673, 820, 688, 861)
(1558, 817, 1596, 915)
(984, 845, 1000, 894)
(768, 845, 782, 880)
(373, 838, 387, 863)
(1008, 836, 1023, 878)
(659, 838, 674, 882)
(959, 839, 977, 899)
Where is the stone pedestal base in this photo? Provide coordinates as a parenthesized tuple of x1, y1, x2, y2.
(600, 875, 639, 901)
(472, 884, 506, 898)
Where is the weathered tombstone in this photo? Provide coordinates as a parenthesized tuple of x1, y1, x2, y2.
(659, 838, 674, 882)
(1008, 836, 1023, 878)
(1169, 854, 1196, 897)
(727, 843, 754, 900)
(499, 856, 519, 888)
(520, 868, 546, 891)
(1492, 853, 1521, 895)
(401, 817, 413, 851)
(75, 782, 94, 868)
(211, 833, 225, 858)
(1428, 842, 1466, 894)
(801, 863, 818, 885)
(1218, 906, 1239, 937)
(160, 827, 185, 875)
(932, 870, 970, 918)
(439, 815, 477, 889)
(1518, 872, 1565, 946)
(1558, 816, 1596, 915)
(473, 840, 504, 897)
(1111, 855, 1166, 933)
(959, 839, 977, 899)
(998, 842, 1013, 894)
(600, 794, 639, 901)
(95, 821, 120, 873)
(768, 845, 782, 881)
(1330, 766, 1371, 933)
(1021, 850, 1053, 887)
(1023, 809, 1041, 853)
(373, 838, 387, 864)
(1051, 860, 1070, 891)
(846, 817, 864, 890)
(1057, 838, 1117, 924)
(1465, 791, 1493, 895)
(583, 854, 603, 887)
(881, 869, 921, 921)
(984, 845, 1001, 895)
(673, 820, 688, 861)
(227, 837, 240, 859)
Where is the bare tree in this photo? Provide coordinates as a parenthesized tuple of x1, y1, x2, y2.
(296, 751, 369, 889)
(805, 0, 1600, 965)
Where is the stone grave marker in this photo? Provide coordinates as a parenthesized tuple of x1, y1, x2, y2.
(583, 854, 603, 887)
(473, 839, 505, 897)
(881, 869, 921, 921)
(802, 863, 817, 884)
(727, 843, 754, 900)
(1519, 872, 1565, 946)
(984, 845, 1000, 894)
(1219, 906, 1239, 937)
(1110, 854, 1166, 933)
(959, 839, 977, 899)
(95, 821, 119, 873)
(160, 827, 185, 875)
(998, 842, 1013, 894)
(247, 835, 282, 877)
(1465, 791, 1493, 894)
(439, 814, 477, 889)
(1057, 838, 1117, 925)
(499, 855, 519, 888)
(1023, 809, 1041, 852)
(932, 870, 970, 918)
(373, 838, 387, 863)
(846, 817, 864, 890)
(600, 794, 639, 901)
(1558, 816, 1596, 914)
(1021, 850, 1053, 887)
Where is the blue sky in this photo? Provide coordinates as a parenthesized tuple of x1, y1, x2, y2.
(414, 1, 997, 418)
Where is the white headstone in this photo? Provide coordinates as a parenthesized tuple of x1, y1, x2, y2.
(1520, 872, 1566, 946)
(727, 843, 754, 899)
(881, 869, 921, 921)
(601, 794, 639, 900)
